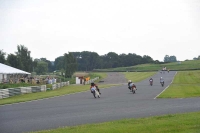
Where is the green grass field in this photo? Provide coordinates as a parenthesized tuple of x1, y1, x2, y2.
(158, 70, 200, 98)
(94, 60, 200, 72)
(123, 72, 156, 82)
(31, 111, 200, 133)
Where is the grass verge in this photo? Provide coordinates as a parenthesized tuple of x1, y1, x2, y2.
(123, 72, 156, 82)
(158, 70, 200, 98)
(0, 84, 119, 105)
(31, 111, 200, 133)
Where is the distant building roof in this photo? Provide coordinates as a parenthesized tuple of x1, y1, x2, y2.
(0, 63, 31, 74)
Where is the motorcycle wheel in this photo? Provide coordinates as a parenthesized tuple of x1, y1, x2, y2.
(161, 83, 164, 87)
(92, 91, 96, 98)
(132, 88, 135, 94)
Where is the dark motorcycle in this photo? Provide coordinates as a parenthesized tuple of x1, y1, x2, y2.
(150, 81, 153, 86)
(160, 81, 164, 87)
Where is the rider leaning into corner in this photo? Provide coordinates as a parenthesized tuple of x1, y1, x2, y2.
(128, 80, 137, 91)
(90, 82, 101, 95)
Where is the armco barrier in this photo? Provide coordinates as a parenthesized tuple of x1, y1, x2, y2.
(20, 87, 32, 94)
(0, 89, 9, 99)
(40, 85, 46, 92)
(8, 88, 21, 96)
(0, 81, 69, 99)
(31, 86, 41, 93)
(52, 84, 57, 90)
(56, 83, 60, 88)
(51, 81, 70, 90)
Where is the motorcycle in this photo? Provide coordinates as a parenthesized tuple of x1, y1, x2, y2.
(131, 86, 136, 94)
(128, 83, 136, 94)
(91, 88, 100, 98)
(160, 81, 164, 87)
(150, 81, 153, 86)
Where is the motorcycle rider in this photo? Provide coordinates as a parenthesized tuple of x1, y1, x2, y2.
(149, 77, 153, 85)
(128, 80, 136, 91)
(90, 82, 101, 95)
(128, 80, 132, 91)
(160, 77, 164, 86)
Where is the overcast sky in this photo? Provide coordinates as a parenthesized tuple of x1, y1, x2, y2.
(0, 0, 200, 62)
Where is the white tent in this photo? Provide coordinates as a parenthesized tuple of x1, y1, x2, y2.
(0, 63, 31, 83)
(0, 63, 31, 74)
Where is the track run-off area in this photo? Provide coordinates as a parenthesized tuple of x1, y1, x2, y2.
(0, 71, 200, 133)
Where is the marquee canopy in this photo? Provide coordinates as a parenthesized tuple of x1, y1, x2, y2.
(0, 63, 31, 74)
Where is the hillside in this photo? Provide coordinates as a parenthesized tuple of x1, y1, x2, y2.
(93, 60, 200, 72)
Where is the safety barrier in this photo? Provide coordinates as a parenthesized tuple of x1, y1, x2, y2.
(0, 81, 70, 99)
(52, 81, 70, 90)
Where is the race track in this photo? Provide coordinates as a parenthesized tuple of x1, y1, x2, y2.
(0, 71, 200, 133)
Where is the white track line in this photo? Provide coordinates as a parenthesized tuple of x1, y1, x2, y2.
(154, 72, 177, 99)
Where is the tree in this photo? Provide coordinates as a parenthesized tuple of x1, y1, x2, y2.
(142, 55, 154, 64)
(106, 52, 120, 68)
(79, 51, 91, 71)
(53, 51, 160, 71)
(15, 45, 33, 72)
(40, 58, 54, 72)
(0, 49, 6, 64)
(64, 52, 77, 78)
(169, 55, 177, 62)
(164, 55, 170, 62)
(54, 56, 64, 70)
(193, 55, 200, 60)
(88, 52, 99, 70)
(7, 54, 22, 69)
(32, 59, 40, 72)
(35, 61, 48, 75)
(164, 55, 177, 62)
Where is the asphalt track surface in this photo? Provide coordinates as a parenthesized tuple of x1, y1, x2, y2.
(0, 71, 200, 133)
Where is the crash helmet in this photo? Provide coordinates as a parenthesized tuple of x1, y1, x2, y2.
(91, 82, 94, 86)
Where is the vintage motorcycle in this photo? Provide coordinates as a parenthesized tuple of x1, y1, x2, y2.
(160, 81, 164, 87)
(128, 83, 137, 94)
(91, 87, 100, 98)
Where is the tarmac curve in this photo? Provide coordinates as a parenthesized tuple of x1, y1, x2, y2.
(0, 71, 200, 133)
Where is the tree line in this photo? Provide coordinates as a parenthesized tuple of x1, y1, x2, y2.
(55, 51, 156, 71)
(0, 45, 77, 78)
(2, 44, 195, 77)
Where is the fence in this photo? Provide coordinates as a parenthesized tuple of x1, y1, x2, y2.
(0, 81, 70, 99)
